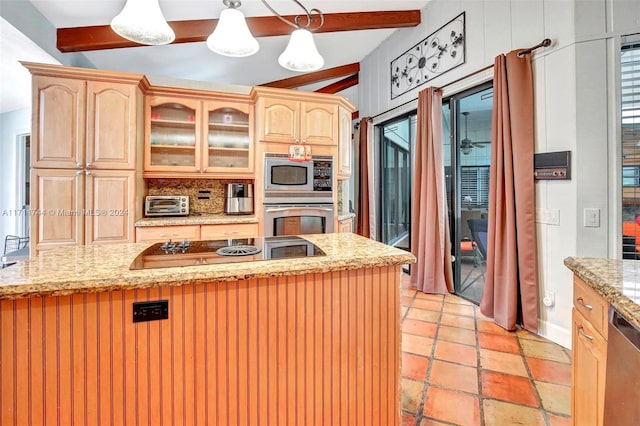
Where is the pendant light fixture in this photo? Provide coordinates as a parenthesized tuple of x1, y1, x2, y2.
(111, 0, 175, 45)
(207, 0, 259, 57)
(262, 0, 325, 72)
(208, 0, 325, 72)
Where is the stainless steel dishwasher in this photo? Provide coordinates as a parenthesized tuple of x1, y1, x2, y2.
(603, 306, 640, 425)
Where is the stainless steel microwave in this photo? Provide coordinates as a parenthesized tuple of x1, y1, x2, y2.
(263, 153, 333, 204)
(144, 195, 189, 217)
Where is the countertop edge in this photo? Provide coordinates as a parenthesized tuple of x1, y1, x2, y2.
(0, 254, 415, 300)
(564, 256, 640, 330)
(0, 234, 416, 300)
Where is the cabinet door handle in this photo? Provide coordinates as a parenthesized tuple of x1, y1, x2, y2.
(85, 171, 91, 176)
(76, 162, 82, 168)
(76, 171, 82, 176)
(202, 167, 207, 172)
(196, 167, 200, 172)
(577, 325, 593, 340)
(576, 297, 593, 310)
(86, 162, 92, 168)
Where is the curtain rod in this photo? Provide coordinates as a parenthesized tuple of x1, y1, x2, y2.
(367, 38, 552, 121)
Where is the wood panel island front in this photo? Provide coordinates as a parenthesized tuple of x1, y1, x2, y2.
(0, 233, 414, 426)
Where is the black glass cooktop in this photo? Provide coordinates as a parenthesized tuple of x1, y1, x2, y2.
(130, 236, 325, 270)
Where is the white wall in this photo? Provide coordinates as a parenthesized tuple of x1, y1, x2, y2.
(360, 0, 640, 348)
(0, 107, 31, 240)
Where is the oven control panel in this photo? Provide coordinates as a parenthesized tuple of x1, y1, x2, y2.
(313, 159, 333, 191)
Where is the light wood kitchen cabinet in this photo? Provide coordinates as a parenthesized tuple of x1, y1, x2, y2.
(200, 223, 258, 239)
(145, 96, 200, 173)
(572, 276, 609, 426)
(32, 76, 138, 170)
(258, 97, 338, 146)
(144, 96, 254, 177)
(136, 223, 258, 243)
(32, 76, 85, 169)
(25, 63, 146, 255)
(136, 225, 201, 243)
(338, 106, 352, 179)
(338, 217, 354, 233)
(204, 100, 254, 173)
(85, 170, 136, 244)
(31, 169, 136, 252)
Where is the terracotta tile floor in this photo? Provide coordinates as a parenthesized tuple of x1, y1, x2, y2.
(400, 275, 572, 426)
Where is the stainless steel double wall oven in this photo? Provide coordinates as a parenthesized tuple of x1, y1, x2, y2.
(263, 153, 334, 236)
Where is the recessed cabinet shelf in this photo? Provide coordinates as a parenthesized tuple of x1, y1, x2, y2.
(150, 144, 196, 149)
(151, 119, 197, 128)
(209, 122, 249, 129)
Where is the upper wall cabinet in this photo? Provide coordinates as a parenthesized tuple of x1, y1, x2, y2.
(144, 95, 254, 177)
(258, 97, 338, 146)
(204, 100, 254, 173)
(145, 96, 201, 173)
(32, 76, 138, 170)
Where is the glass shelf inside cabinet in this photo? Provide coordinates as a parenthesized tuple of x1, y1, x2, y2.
(208, 107, 249, 169)
(150, 103, 196, 167)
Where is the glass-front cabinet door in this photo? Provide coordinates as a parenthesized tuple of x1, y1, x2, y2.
(145, 96, 201, 172)
(204, 101, 253, 174)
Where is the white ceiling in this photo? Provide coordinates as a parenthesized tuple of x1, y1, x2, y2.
(0, 17, 60, 113)
(0, 0, 432, 114)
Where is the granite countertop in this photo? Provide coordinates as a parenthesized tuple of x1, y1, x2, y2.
(564, 257, 640, 329)
(0, 233, 415, 300)
(135, 213, 258, 227)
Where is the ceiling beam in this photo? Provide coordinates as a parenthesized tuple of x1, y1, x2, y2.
(261, 63, 359, 89)
(56, 10, 421, 53)
(315, 74, 359, 94)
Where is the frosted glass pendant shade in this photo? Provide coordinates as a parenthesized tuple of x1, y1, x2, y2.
(207, 8, 259, 57)
(111, 0, 175, 45)
(278, 29, 324, 72)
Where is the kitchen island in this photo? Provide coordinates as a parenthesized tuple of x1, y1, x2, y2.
(564, 257, 640, 425)
(564, 257, 640, 328)
(0, 233, 414, 426)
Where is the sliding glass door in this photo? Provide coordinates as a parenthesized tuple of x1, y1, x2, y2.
(380, 114, 416, 250)
(443, 84, 493, 303)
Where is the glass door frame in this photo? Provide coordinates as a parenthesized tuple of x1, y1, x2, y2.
(377, 112, 416, 252)
(442, 81, 493, 301)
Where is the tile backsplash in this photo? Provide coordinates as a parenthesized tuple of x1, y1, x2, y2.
(146, 179, 252, 214)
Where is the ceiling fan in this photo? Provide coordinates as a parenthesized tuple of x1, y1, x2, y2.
(460, 111, 490, 155)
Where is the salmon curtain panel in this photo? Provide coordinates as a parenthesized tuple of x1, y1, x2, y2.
(356, 117, 373, 238)
(410, 87, 454, 293)
(480, 51, 539, 333)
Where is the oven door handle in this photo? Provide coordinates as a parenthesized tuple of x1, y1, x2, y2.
(266, 207, 334, 213)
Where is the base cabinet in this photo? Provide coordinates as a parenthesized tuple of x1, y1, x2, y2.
(136, 225, 201, 243)
(571, 276, 609, 426)
(136, 223, 258, 243)
(200, 223, 258, 239)
(338, 217, 354, 233)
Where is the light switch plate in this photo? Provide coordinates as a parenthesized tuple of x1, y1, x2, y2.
(536, 208, 560, 225)
(584, 208, 600, 227)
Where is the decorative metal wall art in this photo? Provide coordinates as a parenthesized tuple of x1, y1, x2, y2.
(390, 12, 465, 99)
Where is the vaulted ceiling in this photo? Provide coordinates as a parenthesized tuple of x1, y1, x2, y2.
(2, 1, 432, 114)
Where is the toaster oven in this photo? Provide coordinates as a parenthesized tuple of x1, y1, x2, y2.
(144, 195, 189, 217)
